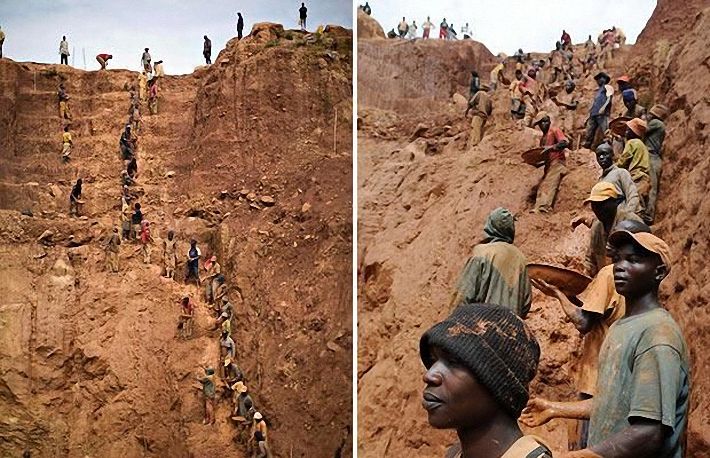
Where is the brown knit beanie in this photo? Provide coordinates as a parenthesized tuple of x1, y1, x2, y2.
(420, 303, 540, 418)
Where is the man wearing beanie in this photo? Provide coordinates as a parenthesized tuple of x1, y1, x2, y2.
(421, 303, 551, 458)
(521, 231, 689, 458)
(450, 208, 532, 318)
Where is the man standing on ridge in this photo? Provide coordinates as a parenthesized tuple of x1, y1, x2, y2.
(299, 3, 308, 31)
(0, 26, 5, 59)
(237, 12, 244, 39)
(203, 35, 211, 64)
(141, 48, 151, 75)
(59, 35, 69, 65)
(422, 17, 433, 39)
(439, 18, 448, 39)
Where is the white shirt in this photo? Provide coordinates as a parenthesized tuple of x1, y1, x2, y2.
(60, 40, 69, 55)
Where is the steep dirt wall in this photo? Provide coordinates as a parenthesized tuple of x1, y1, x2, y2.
(358, 4, 710, 457)
(0, 23, 352, 458)
(357, 36, 495, 114)
(625, 1, 710, 452)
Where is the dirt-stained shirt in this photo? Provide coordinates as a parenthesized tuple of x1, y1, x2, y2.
(539, 126, 567, 163)
(599, 165, 641, 214)
(616, 138, 650, 182)
(453, 241, 532, 318)
(590, 308, 690, 458)
(645, 118, 666, 156)
(575, 265, 625, 395)
(469, 90, 493, 119)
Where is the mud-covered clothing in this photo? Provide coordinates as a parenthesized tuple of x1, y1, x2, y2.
(237, 392, 255, 419)
(164, 238, 177, 268)
(221, 300, 234, 319)
(585, 209, 642, 276)
(200, 374, 216, 399)
(575, 265, 625, 396)
(182, 299, 194, 316)
(445, 435, 552, 458)
(645, 118, 666, 157)
(106, 233, 121, 253)
(468, 90, 492, 118)
(141, 51, 151, 70)
(617, 139, 651, 179)
(453, 241, 532, 318)
(617, 139, 651, 217)
(599, 165, 641, 214)
(590, 308, 690, 458)
(540, 126, 567, 163)
(220, 335, 236, 358)
(225, 362, 244, 383)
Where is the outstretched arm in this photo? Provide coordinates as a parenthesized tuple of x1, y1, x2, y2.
(520, 397, 593, 427)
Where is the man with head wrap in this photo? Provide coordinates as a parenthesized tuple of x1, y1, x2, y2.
(450, 208, 532, 318)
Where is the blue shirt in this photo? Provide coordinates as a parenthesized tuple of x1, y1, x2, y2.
(590, 84, 613, 117)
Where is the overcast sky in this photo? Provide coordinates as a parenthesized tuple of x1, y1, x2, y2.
(367, 0, 656, 55)
(0, 0, 352, 74)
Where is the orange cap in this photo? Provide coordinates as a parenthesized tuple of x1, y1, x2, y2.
(584, 182, 620, 204)
(616, 75, 631, 83)
(625, 118, 647, 137)
(608, 231, 672, 273)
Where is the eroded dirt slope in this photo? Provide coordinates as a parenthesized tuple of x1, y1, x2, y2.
(0, 23, 352, 458)
(358, 4, 709, 456)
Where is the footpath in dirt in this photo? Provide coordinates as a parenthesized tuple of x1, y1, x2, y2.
(357, 3, 709, 457)
(0, 23, 352, 458)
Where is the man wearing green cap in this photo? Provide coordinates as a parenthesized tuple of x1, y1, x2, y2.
(421, 303, 552, 457)
(451, 208, 532, 318)
(197, 367, 216, 425)
(532, 111, 569, 214)
(522, 231, 689, 458)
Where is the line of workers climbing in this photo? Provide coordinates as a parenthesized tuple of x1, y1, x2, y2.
(57, 45, 272, 458)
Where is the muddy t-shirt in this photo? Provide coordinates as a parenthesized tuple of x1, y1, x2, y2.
(589, 308, 690, 458)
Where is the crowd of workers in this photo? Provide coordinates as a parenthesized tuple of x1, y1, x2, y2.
(418, 24, 687, 458)
(40, 19, 276, 457)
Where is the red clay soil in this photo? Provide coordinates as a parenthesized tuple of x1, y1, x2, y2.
(358, 3, 709, 457)
(0, 23, 352, 458)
